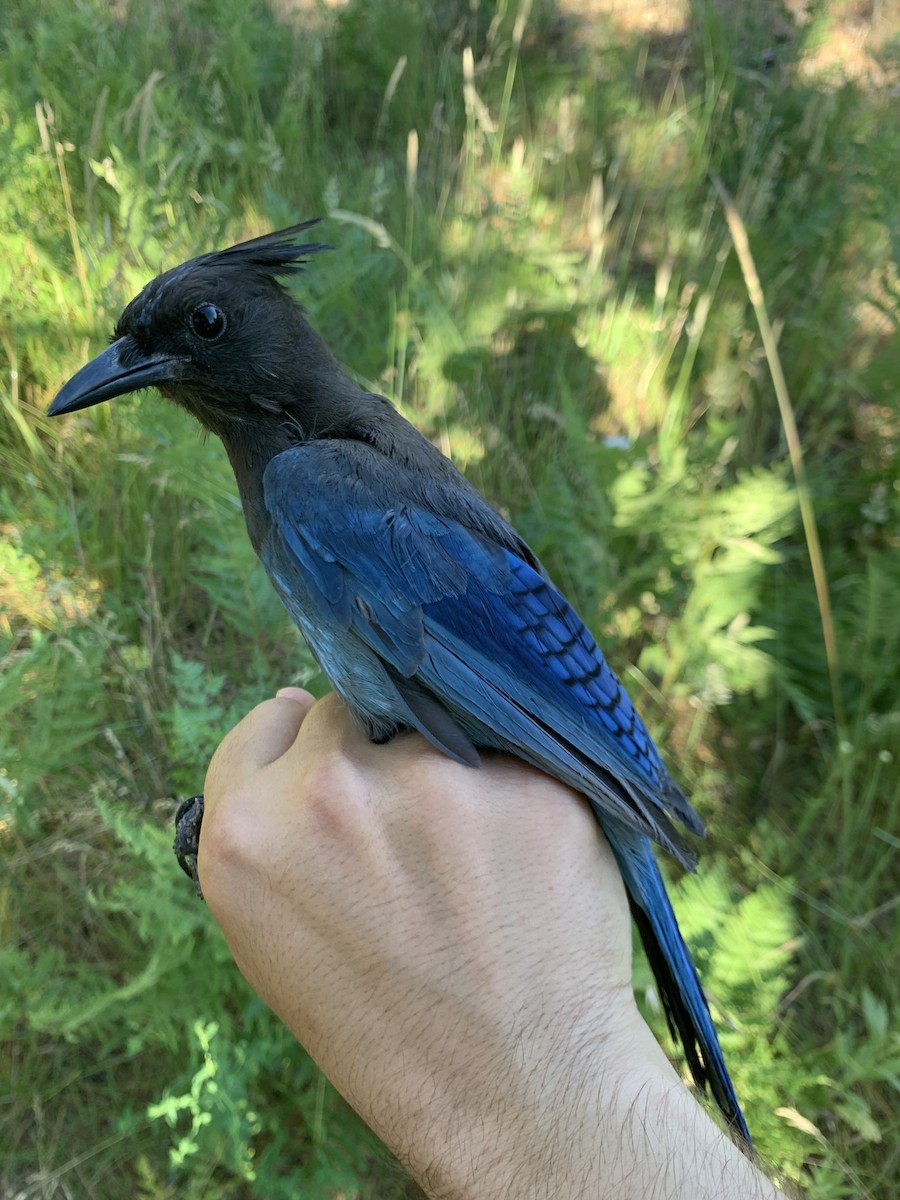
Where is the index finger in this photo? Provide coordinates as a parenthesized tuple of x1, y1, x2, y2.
(204, 688, 316, 807)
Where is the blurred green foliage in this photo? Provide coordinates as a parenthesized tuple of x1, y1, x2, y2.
(2, 0, 898, 1195)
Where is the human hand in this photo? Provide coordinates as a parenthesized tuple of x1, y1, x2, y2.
(199, 691, 783, 1200)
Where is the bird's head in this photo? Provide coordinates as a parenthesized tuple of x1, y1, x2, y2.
(49, 220, 334, 440)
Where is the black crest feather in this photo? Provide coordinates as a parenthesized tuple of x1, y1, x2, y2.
(198, 219, 330, 278)
(157, 219, 329, 294)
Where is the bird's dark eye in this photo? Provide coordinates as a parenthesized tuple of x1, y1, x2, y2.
(190, 303, 227, 340)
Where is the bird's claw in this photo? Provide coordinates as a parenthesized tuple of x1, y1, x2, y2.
(174, 793, 205, 899)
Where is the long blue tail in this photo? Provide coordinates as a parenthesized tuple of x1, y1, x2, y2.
(606, 823, 751, 1145)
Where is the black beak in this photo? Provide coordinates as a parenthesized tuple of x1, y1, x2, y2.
(48, 338, 186, 416)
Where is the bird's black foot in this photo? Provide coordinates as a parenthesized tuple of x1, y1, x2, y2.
(174, 793, 205, 899)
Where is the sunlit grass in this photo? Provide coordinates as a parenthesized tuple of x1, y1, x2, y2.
(2, 0, 898, 1196)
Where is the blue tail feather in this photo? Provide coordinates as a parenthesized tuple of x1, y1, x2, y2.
(606, 824, 751, 1143)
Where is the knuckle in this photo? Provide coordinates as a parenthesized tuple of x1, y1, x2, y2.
(300, 756, 370, 847)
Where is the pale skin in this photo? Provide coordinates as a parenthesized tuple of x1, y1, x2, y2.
(199, 689, 787, 1200)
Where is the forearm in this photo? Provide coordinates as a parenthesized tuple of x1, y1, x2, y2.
(579, 1058, 782, 1200)
(302, 1006, 780, 1200)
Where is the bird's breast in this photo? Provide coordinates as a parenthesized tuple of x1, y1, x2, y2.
(265, 558, 409, 741)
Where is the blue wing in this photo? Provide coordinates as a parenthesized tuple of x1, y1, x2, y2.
(262, 441, 700, 862)
(261, 439, 750, 1142)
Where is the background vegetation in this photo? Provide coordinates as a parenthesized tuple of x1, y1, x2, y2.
(2, 0, 898, 1195)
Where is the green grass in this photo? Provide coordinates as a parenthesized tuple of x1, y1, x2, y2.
(2, 0, 898, 1195)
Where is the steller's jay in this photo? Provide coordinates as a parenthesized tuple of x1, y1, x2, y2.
(50, 222, 751, 1144)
